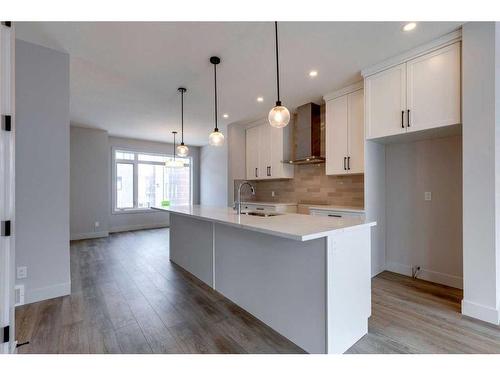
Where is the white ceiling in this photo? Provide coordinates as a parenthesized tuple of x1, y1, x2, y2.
(16, 21, 463, 146)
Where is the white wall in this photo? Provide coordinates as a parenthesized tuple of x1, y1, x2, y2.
(462, 22, 500, 324)
(385, 136, 463, 288)
(15, 40, 70, 304)
(70, 126, 109, 240)
(227, 124, 246, 206)
(108, 136, 200, 232)
(200, 124, 228, 207)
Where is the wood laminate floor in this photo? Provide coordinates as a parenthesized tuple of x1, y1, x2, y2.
(15, 228, 500, 354)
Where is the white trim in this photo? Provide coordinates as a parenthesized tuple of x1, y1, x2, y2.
(109, 223, 169, 233)
(371, 263, 385, 277)
(26, 281, 71, 304)
(361, 29, 462, 77)
(462, 300, 500, 325)
(385, 261, 463, 289)
(70, 231, 109, 241)
(323, 81, 364, 102)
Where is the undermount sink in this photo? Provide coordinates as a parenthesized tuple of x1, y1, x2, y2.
(240, 211, 283, 217)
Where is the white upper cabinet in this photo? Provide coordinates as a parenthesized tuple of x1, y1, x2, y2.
(325, 85, 364, 175)
(365, 64, 406, 139)
(406, 42, 461, 133)
(245, 120, 293, 180)
(364, 41, 461, 140)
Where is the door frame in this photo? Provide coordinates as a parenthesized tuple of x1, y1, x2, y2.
(0, 21, 15, 354)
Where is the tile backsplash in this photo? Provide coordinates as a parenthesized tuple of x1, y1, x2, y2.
(235, 163, 364, 207)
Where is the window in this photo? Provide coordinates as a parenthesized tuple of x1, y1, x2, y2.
(113, 149, 192, 212)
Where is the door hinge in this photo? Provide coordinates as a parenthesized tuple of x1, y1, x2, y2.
(2, 115, 12, 132)
(2, 326, 9, 344)
(1, 220, 11, 237)
(1, 21, 12, 28)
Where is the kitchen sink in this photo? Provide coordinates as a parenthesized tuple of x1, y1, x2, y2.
(240, 211, 283, 217)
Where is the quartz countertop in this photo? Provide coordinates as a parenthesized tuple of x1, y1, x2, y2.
(307, 205, 365, 213)
(152, 205, 375, 242)
(241, 201, 298, 207)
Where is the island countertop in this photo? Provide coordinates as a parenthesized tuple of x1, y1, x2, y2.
(152, 205, 375, 242)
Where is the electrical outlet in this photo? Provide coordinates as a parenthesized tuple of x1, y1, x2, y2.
(424, 192, 432, 201)
(271, 191, 275, 197)
(95, 221, 100, 228)
(17, 266, 27, 279)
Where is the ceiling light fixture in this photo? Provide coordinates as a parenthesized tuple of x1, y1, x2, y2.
(208, 56, 225, 147)
(309, 70, 318, 77)
(268, 21, 290, 129)
(223, 113, 229, 119)
(165, 131, 184, 168)
(257, 97, 264, 102)
(403, 22, 417, 32)
(176, 87, 189, 157)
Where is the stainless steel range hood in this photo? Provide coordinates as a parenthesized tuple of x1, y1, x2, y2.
(283, 102, 325, 165)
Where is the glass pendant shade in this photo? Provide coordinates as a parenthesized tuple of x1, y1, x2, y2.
(208, 129, 225, 147)
(176, 143, 189, 157)
(268, 104, 290, 128)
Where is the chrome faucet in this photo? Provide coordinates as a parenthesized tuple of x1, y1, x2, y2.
(234, 181, 256, 215)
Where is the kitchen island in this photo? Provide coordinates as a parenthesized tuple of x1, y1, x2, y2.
(152, 205, 376, 354)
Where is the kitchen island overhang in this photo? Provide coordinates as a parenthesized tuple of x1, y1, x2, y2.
(153, 205, 376, 354)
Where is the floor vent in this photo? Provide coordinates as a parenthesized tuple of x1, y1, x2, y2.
(14, 285, 24, 307)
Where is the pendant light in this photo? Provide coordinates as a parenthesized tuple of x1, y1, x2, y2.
(208, 56, 225, 146)
(165, 131, 184, 168)
(176, 87, 189, 157)
(268, 21, 290, 128)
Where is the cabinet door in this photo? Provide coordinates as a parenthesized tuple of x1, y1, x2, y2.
(347, 89, 364, 174)
(406, 42, 461, 133)
(258, 123, 272, 180)
(325, 95, 348, 175)
(246, 126, 260, 179)
(365, 63, 406, 139)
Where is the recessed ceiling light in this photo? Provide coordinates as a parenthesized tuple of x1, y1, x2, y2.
(309, 70, 318, 77)
(223, 113, 229, 118)
(257, 97, 264, 102)
(402, 22, 417, 32)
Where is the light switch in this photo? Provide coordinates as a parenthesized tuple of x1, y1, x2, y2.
(424, 192, 432, 201)
(17, 266, 27, 279)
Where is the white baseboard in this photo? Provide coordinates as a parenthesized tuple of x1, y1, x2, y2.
(385, 261, 463, 289)
(371, 263, 385, 277)
(26, 281, 71, 304)
(462, 299, 500, 325)
(109, 223, 169, 233)
(70, 231, 109, 241)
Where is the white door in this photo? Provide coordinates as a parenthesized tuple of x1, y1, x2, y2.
(365, 63, 407, 139)
(246, 125, 260, 180)
(406, 42, 461, 133)
(0, 22, 15, 354)
(325, 95, 348, 175)
(258, 123, 271, 180)
(347, 90, 364, 174)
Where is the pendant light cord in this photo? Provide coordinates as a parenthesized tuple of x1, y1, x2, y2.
(213, 63, 218, 132)
(180, 90, 184, 144)
(274, 21, 281, 105)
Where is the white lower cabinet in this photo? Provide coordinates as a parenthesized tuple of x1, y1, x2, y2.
(242, 203, 298, 213)
(309, 208, 365, 220)
(325, 86, 364, 175)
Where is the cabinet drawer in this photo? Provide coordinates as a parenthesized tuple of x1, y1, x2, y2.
(309, 209, 365, 220)
(243, 204, 274, 212)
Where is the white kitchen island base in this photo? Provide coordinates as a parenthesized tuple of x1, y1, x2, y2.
(166, 208, 374, 354)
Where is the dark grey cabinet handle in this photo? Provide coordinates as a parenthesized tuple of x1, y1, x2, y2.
(255, 167, 258, 178)
(347, 156, 351, 170)
(401, 110, 405, 128)
(407, 109, 411, 127)
(328, 214, 342, 218)
(343, 157, 347, 170)
(267, 166, 271, 176)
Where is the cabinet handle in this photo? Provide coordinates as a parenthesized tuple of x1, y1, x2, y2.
(343, 157, 347, 170)
(328, 214, 342, 218)
(401, 110, 405, 128)
(407, 109, 411, 127)
(347, 156, 351, 170)
(255, 167, 258, 178)
(267, 166, 271, 176)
